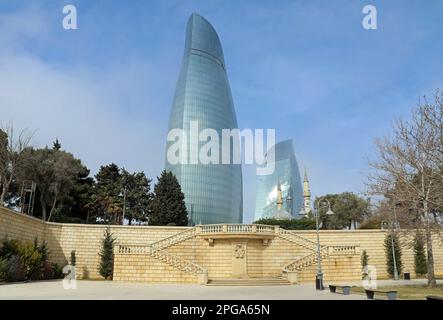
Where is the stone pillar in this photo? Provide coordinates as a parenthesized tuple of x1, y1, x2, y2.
(197, 272, 208, 285)
(286, 271, 298, 284)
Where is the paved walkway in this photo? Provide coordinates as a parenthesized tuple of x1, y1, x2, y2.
(0, 280, 366, 300)
(1, 279, 438, 300)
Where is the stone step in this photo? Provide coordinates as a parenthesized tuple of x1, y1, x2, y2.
(207, 278, 291, 286)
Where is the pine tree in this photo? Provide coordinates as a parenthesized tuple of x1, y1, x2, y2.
(99, 227, 115, 280)
(95, 163, 123, 224)
(384, 233, 403, 277)
(53, 138, 61, 151)
(150, 170, 188, 226)
(414, 231, 427, 276)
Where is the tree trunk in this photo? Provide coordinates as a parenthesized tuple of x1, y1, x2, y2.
(47, 193, 58, 222)
(0, 187, 5, 206)
(0, 179, 10, 206)
(40, 197, 47, 221)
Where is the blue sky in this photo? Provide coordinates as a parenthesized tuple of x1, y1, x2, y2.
(1, 0, 442, 223)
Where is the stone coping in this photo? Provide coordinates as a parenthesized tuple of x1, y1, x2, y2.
(1, 205, 388, 233)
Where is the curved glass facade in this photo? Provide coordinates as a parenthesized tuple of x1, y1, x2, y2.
(254, 140, 303, 221)
(165, 13, 243, 224)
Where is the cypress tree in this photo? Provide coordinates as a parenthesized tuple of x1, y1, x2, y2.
(70, 250, 76, 266)
(384, 232, 403, 277)
(361, 250, 369, 268)
(99, 227, 115, 280)
(414, 231, 427, 276)
(150, 170, 188, 226)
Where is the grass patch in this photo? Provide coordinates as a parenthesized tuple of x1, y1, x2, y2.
(351, 284, 443, 300)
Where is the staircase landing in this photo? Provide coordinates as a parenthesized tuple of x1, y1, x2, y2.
(207, 277, 291, 286)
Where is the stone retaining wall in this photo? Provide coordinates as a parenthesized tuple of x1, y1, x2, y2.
(1, 206, 442, 284)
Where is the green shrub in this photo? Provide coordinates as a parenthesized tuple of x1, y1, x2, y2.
(414, 231, 427, 276)
(0, 258, 6, 281)
(253, 217, 316, 230)
(5, 255, 26, 282)
(18, 242, 44, 280)
(0, 238, 21, 259)
(51, 263, 64, 279)
(0, 238, 58, 282)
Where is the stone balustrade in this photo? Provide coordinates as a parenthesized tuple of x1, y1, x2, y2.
(198, 224, 277, 235)
(328, 245, 360, 255)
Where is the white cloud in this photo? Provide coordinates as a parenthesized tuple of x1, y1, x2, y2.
(0, 6, 167, 180)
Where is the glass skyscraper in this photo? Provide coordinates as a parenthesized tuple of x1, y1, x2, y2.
(254, 140, 303, 221)
(165, 13, 243, 224)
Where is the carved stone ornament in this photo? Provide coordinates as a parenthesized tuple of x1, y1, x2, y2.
(234, 244, 245, 259)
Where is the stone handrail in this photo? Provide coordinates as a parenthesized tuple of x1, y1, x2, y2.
(276, 228, 318, 251)
(151, 249, 207, 276)
(116, 244, 207, 276)
(116, 229, 208, 279)
(197, 224, 277, 234)
(282, 247, 329, 272)
(150, 227, 197, 252)
(282, 245, 360, 273)
(328, 245, 359, 255)
(116, 244, 150, 254)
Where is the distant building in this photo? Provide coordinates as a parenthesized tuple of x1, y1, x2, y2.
(254, 140, 303, 221)
(165, 13, 242, 224)
(303, 169, 312, 214)
(271, 181, 293, 220)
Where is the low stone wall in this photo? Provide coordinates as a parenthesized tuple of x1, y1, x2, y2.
(1, 206, 443, 284)
(0, 206, 46, 244)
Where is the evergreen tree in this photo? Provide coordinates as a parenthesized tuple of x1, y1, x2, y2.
(94, 164, 123, 224)
(99, 227, 115, 280)
(121, 169, 152, 225)
(70, 250, 76, 266)
(150, 170, 188, 226)
(361, 250, 369, 268)
(384, 232, 403, 277)
(53, 139, 61, 151)
(414, 231, 427, 276)
(53, 167, 95, 223)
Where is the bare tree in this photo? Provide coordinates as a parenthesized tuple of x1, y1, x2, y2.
(0, 124, 33, 206)
(368, 90, 443, 287)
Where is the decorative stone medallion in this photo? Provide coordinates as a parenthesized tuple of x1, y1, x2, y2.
(234, 244, 246, 259)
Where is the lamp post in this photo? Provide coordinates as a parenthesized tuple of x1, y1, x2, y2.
(122, 187, 127, 225)
(299, 198, 334, 290)
(381, 220, 399, 280)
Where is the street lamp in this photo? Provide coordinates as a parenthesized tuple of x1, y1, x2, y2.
(381, 220, 399, 280)
(122, 187, 127, 226)
(300, 198, 334, 290)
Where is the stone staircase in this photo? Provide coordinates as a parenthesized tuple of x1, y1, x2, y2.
(283, 247, 329, 272)
(282, 245, 360, 281)
(117, 226, 208, 282)
(116, 225, 359, 285)
(207, 277, 291, 286)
